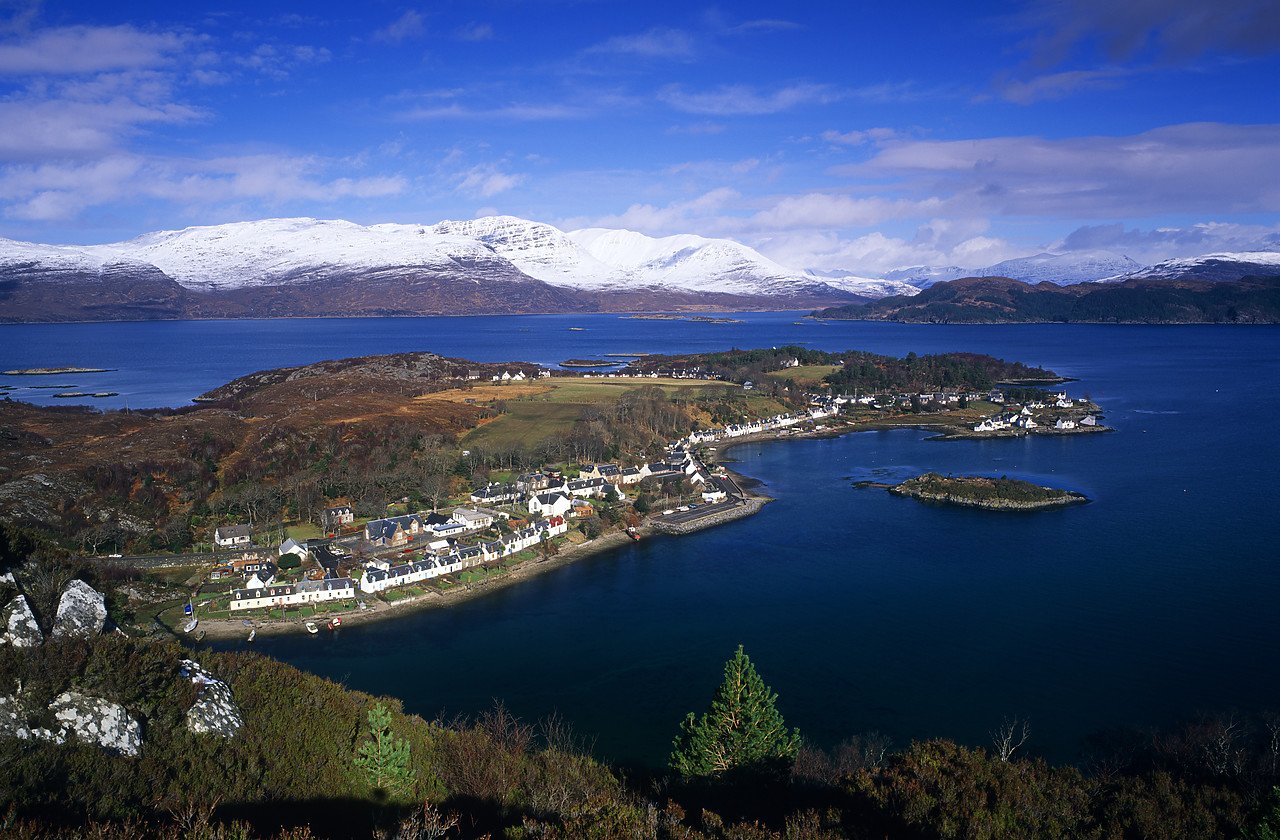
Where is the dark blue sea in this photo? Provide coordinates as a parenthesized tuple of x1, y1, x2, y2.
(3, 315, 1277, 767)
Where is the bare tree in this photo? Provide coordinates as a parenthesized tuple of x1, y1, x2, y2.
(991, 716, 1030, 762)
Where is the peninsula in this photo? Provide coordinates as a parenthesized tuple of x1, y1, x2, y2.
(0, 344, 1106, 640)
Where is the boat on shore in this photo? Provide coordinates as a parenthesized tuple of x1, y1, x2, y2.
(183, 617, 198, 633)
(327, 616, 342, 630)
(305, 621, 318, 634)
(247, 628, 256, 642)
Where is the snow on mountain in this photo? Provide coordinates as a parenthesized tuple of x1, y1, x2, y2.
(431, 217, 865, 298)
(881, 265, 971, 288)
(101, 218, 509, 291)
(1097, 251, 1280, 283)
(983, 251, 1141, 285)
(430, 216, 624, 287)
(802, 268, 920, 298)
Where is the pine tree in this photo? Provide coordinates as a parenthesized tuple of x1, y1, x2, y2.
(669, 645, 801, 783)
(354, 701, 416, 799)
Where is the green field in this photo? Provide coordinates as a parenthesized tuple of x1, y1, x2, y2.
(461, 377, 731, 448)
(763, 364, 841, 383)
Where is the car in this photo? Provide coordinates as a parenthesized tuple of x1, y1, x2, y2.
(677, 506, 689, 512)
(662, 509, 675, 515)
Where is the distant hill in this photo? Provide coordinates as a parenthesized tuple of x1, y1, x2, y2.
(812, 274, 1280, 324)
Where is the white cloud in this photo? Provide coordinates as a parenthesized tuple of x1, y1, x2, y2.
(0, 153, 407, 222)
(455, 165, 522, 198)
(996, 67, 1129, 104)
(584, 27, 697, 61)
(820, 127, 900, 146)
(0, 25, 188, 74)
(658, 83, 840, 115)
(1053, 220, 1280, 263)
(374, 11, 426, 44)
(454, 22, 494, 42)
(842, 122, 1280, 217)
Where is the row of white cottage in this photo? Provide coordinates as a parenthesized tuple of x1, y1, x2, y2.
(228, 515, 570, 611)
(682, 404, 839, 447)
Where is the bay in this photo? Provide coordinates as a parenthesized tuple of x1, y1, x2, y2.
(3, 315, 1278, 767)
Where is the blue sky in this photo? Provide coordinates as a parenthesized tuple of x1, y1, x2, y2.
(0, 0, 1277, 275)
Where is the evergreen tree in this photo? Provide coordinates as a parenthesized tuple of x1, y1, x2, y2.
(354, 702, 416, 799)
(670, 645, 801, 783)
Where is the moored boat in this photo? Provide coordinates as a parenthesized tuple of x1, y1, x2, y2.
(305, 621, 318, 634)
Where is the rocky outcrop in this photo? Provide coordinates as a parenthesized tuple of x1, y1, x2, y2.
(180, 660, 243, 737)
(2, 593, 44, 647)
(0, 690, 141, 756)
(51, 579, 108, 638)
(51, 691, 142, 755)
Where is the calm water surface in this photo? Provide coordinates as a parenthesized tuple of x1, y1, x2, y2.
(3, 317, 1277, 767)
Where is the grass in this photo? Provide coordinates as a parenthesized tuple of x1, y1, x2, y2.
(763, 364, 842, 383)
(461, 376, 773, 449)
(285, 522, 324, 540)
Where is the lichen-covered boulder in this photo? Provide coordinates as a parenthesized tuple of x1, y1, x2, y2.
(1, 594, 44, 647)
(51, 579, 108, 639)
(180, 659, 243, 737)
(49, 691, 142, 756)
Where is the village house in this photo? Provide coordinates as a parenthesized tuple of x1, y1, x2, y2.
(1055, 418, 1077, 430)
(278, 538, 308, 561)
(451, 507, 493, 530)
(214, 524, 252, 549)
(528, 491, 572, 518)
(364, 514, 424, 547)
(230, 576, 354, 612)
(322, 505, 354, 530)
(469, 482, 519, 504)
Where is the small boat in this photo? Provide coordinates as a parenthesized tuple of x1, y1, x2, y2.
(183, 618, 198, 633)
(328, 616, 343, 630)
(247, 628, 256, 642)
(194, 629, 206, 642)
(305, 621, 318, 634)
(627, 527, 640, 542)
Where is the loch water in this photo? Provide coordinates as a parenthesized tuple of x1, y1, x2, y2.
(3, 315, 1278, 767)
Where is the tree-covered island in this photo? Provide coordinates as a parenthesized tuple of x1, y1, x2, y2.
(876, 472, 1090, 511)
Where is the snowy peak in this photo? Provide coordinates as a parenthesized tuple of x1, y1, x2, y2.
(983, 251, 1141, 286)
(1099, 250, 1280, 283)
(102, 217, 506, 290)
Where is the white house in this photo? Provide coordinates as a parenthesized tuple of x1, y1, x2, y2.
(451, 507, 493, 530)
(528, 491, 572, 518)
(214, 524, 252, 549)
(278, 538, 308, 560)
(1055, 418, 1077, 430)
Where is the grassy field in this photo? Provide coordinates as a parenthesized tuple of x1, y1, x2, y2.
(763, 364, 842, 383)
(460, 376, 733, 448)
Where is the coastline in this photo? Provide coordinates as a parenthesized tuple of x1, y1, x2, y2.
(192, 530, 638, 641)
(187, 415, 1097, 643)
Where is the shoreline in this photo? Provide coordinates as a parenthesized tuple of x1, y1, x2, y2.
(192, 530, 639, 641)
(187, 415, 1100, 642)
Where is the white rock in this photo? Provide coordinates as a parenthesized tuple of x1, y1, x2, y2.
(180, 659, 243, 737)
(50, 691, 141, 756)
(50, 579, 108, 639)
(1, 593, 44, 647)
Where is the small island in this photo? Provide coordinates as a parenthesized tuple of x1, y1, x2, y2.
(862, 473, 1089, 511)
(2, 367, 112, 375)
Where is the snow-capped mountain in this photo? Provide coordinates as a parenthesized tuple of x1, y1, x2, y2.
(802, 268, 919, 298)
(0, 215, 881, 322)
(983, 251, 1141, 286)
(881, 265, 971, 288)
(1097, 251, 1280, 283)
(430, 216, 894, 299)
(881, 252, 1142, 288)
